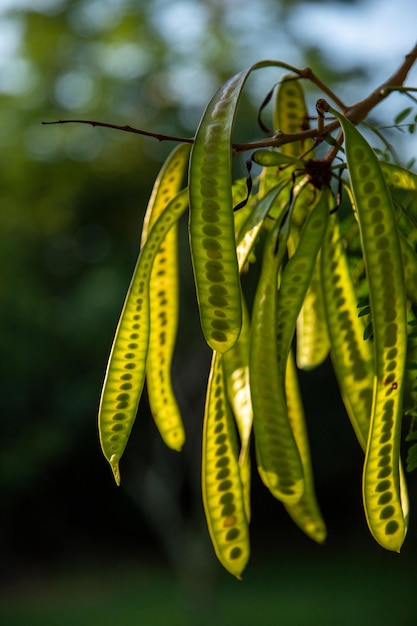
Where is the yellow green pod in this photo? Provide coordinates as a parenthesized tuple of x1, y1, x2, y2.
(202, 352, 250, 579)
(400, 234, 417, 306)
(141, 144, 190, 451)
(380, 161, 417, 191)
(321, 213, 374, 448)
(98, 189, 189, 484)
(330, 106, 408, 551)
(251, 149, 299, 167)
(284, 351, 327, 543)
(296, 251, 330, 370)
(274, 75, 313, 158)
(404, 314, 417, 415)
(250, 210, 304, 504)
(321, 210, 409, 530)
(188, 61, 303, 353)
(235, 182, 289, 270)
(275, 189, 330, 376)
(222, 297, 253, 522)
(189, 70, 250, 353)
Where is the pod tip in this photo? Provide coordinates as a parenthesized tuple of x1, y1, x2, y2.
(109, 454, 121, 486)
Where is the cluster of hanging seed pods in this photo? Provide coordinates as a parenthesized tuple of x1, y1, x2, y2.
(96, 61, 417, 578)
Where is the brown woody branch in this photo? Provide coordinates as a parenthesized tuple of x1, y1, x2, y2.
(233, 42, 417, 154)
(42, 119, 195, 145)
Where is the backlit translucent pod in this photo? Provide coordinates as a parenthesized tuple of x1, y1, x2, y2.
(284, 351, 327, 543)
(222, 298, 253, 522)
(380, 161, 417, 191)
(321, 213, 375, 449)
(321, 210, 410, 530)
(252, 149, 300, 168)
(275, 189, 330, 377)
(98, 189, 189, 484)
(255, 151, 301, 212)
(328, 106, 408, 552)
(235, 182, 289, 270)
(296, 251, 331, 370)
(202, 352, 250, 579)
(404, 314, 417, 415)
(282, 187, 329, 373)
(140, 144, 191, 451)
(380, 161, 417, 304)
(188, 60, 300, 352)
(256, 77, 312, 207)
(249, 210, 304, 504)
(257, 68, 312, 198)
(271, 73, 316, 225)
(188, 70, 251, 354)
(400, 234, 417, 306)
(225, 184, 291, 519)
(274, 74, 313, 158)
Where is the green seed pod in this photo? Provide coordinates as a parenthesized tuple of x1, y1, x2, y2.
(296, 250, 330, 370)
(275, 189, 330, 376)
(188, 60, 302, 353)
(284, 351, 327, 543)
(251, 149, 299, 167)
(202, 352, 250, 579)
(380, 161, 417, 191)
(141, 144, 191, 451)
(189, 70, 249, 353)
(222, 297, 253, 522)
(250, 209, 304, 504)
(98, 188, 189, 484)
(235, 181, 289, 270)
(328, 105, 408, 552)
(322, 210, 409, 530)
(321, 212, 374, 448)
(400, 234, 417, 306)
(274, 75, 313, 158)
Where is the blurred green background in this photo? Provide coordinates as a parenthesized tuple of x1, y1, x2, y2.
(1, 0, 417, 624)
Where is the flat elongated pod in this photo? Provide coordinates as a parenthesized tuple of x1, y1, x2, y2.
(140, 144, 190, 451)
(188, 70, 248, 353)
(235, 182, 289, 270)
(98, 189, 189, 484)
(188, 60, 298, 352)
(284, 351, 327, 543)
(321, 211, 409, 529)
(258, 73, 312, 200)
(251, 149, 299, 167)
(281, 188, 330, 383)
(223, 297, 253, 522)
(380, 161, 417, 191)
(274, 75, 313, 158)
(400, 234, 417, 306)
(329, 106, 408, 551)
(296, 251, 330, 370)
(202, 352, 250, 579)
(250, 211, 304, 504)
(321, 213, 374, 448)
(404, 316, 417, 414)
(276, 189, 329, 375)
(141, 144, 191, 242)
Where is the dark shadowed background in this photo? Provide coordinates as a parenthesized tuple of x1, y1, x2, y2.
(1, 1, 417, 624)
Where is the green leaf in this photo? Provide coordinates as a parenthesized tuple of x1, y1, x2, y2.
(394, 107, 413, 124)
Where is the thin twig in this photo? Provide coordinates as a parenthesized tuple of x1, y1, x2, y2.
(297, 67, 347, 110)
(41, 119, 194, 144)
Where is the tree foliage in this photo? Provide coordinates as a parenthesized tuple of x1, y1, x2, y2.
(46, 45, 417, 577)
